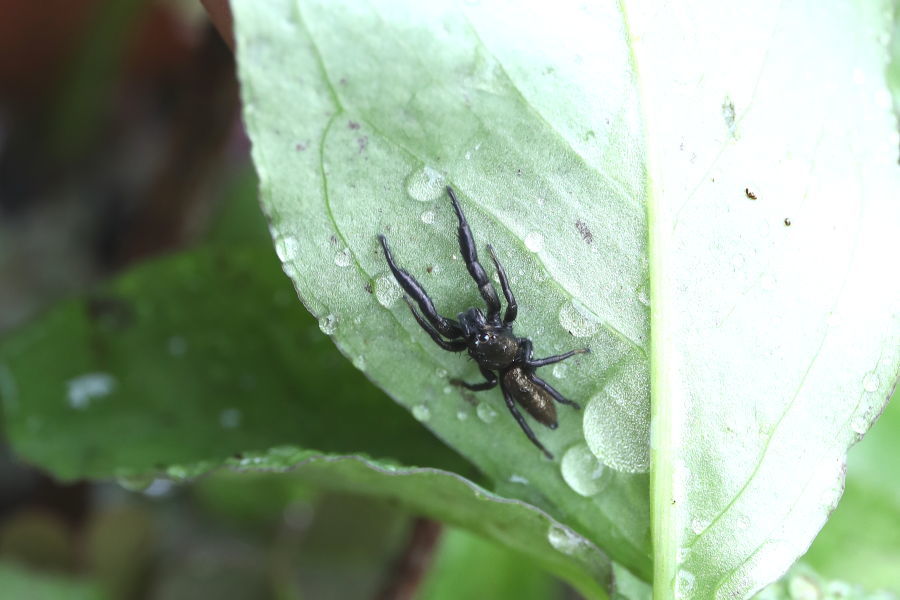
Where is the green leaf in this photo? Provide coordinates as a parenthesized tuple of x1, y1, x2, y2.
(233, 0, 653, 581)
(0, 562, 106, 600)
(233, 1, 899, 598)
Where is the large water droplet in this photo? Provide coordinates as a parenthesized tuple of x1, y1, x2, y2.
(560, 443, 610, 497)
(376, 274, 403, 308)
(476, 403, 498, 423)
(406, 166, 445, 202)
(66, 373, 116, 410)
(420, 210, 435, 224)
(318, 314, 338, 335)
(582, 361, 650, 473)
(412, 404, 431, 421)
(558, 301, 602, 337)
(862, 371, 880, 392)
(274, 235, 300, 262)
(547, 525, 584, 555)
(524, 231, 544, 252)
(334, 247, 352, 267)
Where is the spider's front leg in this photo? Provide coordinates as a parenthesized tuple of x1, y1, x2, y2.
(446, 187, 502, 320)
(520, 339, 590, 368)
(451, 366, 498, 391)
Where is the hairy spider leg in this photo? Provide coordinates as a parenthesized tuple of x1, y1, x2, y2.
(500, 383, 554, 459)
(403, 298, 467, 352)
(451, 366, 497, 391)
(378, 234, 461, 338)
(486, 245, 517, 324)
(530, 374, 581, 410)
(446, 187, 502, 321)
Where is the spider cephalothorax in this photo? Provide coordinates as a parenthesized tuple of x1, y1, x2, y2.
(378, 186, 588, 459)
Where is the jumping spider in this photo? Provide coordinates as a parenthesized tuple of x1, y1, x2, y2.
(378, 186, 588, 459)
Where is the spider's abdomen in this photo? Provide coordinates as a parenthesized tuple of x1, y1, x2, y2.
(468, 330, 518, 370)
(502, 367, 558, 428)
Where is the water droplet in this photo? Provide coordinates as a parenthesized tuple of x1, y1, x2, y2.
(464, 151, 472, 160)
(166, 465, 190, 481)
(412, 404, 431, 421)
(353, 355, 366, 371)
(536, 197, 545, 206)
(456, 409, 469, 421)
(405, 166, 445, 202)
(275, 235, 300, 262)
(509, 474, 529, 485)
(637, 281, 650, 307)
(552, 363, 569, 379)
(334, 247, 352, 267)
(376, 274, 403, 308)
(558, 301, 602, 337)
(524, 231, 544, 252)
(476, 402, 498, 423)
(582, 362, 651, 473)
(443, 385, 453, 395)
(318, 314, 338, 335)
(736, 514, 751, 530)
(219, 408, 242, 429)
(116, 473, 156, 493)
(788, 574, 821, 600)
(675, 570, 696, 598)
(862, 371, 879, 392)
(690, 518, 707, 535)
(547, 525, 584, 555)
(420, 210, 435, 224)
(560, 443, 610, 497)
(850, 413, 869, 435)
(66, 373, 116, 410)
(167, 336, 187, 357)
(436, 368, 448, 378)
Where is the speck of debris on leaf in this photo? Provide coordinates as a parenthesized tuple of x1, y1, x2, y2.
(348, 121, 360, 130)
(357, 136, 368, 153)
(784, 217, 791, 226)
(745, 187, 757, 200)
(364, 282, 373, 294)
(575, 220, 593, 244)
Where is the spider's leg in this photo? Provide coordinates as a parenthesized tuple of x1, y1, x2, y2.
(446, 187, 502, 320)
(487, 244, 517, 324)
(379, 234, 461, 338)
(404, 298, 467, 352)
(500, 383, 554, 459)
(451, 366, 497, 391)
(527, 348, 589, 368)
(530, 374, 581, 410)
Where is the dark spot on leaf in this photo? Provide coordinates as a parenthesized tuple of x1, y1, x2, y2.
(516, 169, 522, 176)
(364, 282, 373, 294)
(745, 187, 757, 200)
(784, 217, 791, 226)
(357, 136, 368, 153)
(348, 121, 360, 130)
(339, 77, 347, 85)
(329, 234, 338, 244)
(426, 266, 433, 274)
(295, 141, 308, 152)
(575, 220, 593, 244)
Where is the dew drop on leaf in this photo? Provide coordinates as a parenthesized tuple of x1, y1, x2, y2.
(274, 234, 300, 262)
(405, 166, 445, 202)
(66, 373, 116, 410)
(558, 300, 602, 337)
(476, 402, 498, 423)
(862, 371, 879, 392)
(219, 408, 242, 429)
(375, 274, 403, 308)
(411, 404, 431, 421)
(421, 210, 435, 224)
(318, 314, 338, 335)
(560, 443, 610, 497)
(334, 247, 352, 267)
(552, 362, 568, 379)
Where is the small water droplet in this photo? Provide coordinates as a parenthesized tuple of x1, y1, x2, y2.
(412, 404, 431, 421)
(736, 514, 751, 530)
(690, 518, 707, 535)
(456, 409, 469, 421)
(66, 373, 116, 410)
(476, 403, 498, 423)
(376, 274, 403, 308)
(219, 408, 242, 429)
(560, 444, 610, 497)
(850, 413, 869, 435)
(552, 363, 569, 379)
(420, 210, 435, 224)
(274, 235, 300, 262)
(558, 301, 602, 337)
(547, 525, 584, 555)
(464, 151, 472, 160)
(167, 336, 187, 357)
(318, 314, 338, 335)
(675, 570, 696, 598)
(334, 247, 352, 267)
(637, 281, 650, 307)
(862, 371, 879, 392)
(436, 368, 448, 378)
(353, 355, 366, 371)
(443, 385, 453, 395)
(116, 473, 156, 493)
(524, 232, 544, 252)
(509, 474, 529, 485)
(405, 166, 445, 202)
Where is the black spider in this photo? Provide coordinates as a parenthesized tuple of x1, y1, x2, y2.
(378, 186, 588, 459)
